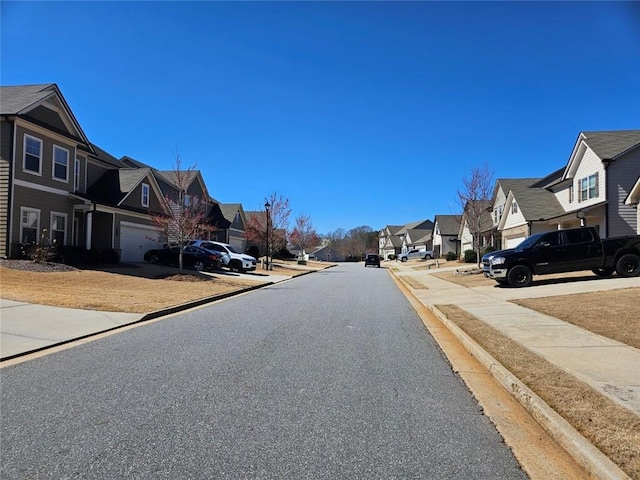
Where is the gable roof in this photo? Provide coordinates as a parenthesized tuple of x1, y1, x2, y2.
(624, 176, 640, 206)
(434, 215, 461, 236)
(1, 83, 93, 152)
(581, 130, 640, 161)
(563, 130, 640, 181)
(499, 184, 565, 228)
(493, 178, 541, 201)
(380, 225, 403, 236)
(460, 199, 493, 233)
(86, 167, 163, 211)
(405, 228, 432, 244)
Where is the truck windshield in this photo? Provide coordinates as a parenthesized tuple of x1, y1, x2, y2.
(515, 232, 545, 251)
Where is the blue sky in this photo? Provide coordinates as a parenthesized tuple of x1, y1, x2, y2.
(2, 1, 639, 235)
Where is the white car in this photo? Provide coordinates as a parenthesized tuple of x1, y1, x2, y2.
(398, 248, 434, 262)
(188, 240, 257, 272)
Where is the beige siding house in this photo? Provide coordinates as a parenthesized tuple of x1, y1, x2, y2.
(495, 130, 640, 246)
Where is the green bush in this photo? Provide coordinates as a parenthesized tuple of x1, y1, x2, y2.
(464, 249, 478, 263)
(388, 254, 396, 261)
(445, 251, 457, 261)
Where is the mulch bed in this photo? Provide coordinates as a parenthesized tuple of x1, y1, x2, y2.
(0, 259, 77, 273)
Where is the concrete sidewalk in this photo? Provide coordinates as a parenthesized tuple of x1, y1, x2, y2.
(0, 269, 290, 361)
(0, 299, 144, 359)
(390, 263, 640, 415)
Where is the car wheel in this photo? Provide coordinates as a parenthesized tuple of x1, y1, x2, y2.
(401, 257, 407, 262)
(615, 254, 640, 278)
(506, 265, 532, 287)
(230, 260, 242, 272)
(193, 260, 205, 271)
(592, 267, 614, 277)
(424, 254, 432, 260)
(148, 254, 159, 264)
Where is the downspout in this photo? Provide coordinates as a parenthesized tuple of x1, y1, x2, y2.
(602, 159, 611, 237)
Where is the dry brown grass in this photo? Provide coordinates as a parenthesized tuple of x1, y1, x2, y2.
(0, 260, 329, 314)
(513, 288, 640, 349)
(436, 304, 640, 479)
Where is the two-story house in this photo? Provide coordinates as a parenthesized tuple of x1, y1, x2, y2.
(378, 225, 403, 260)
(497, 131, 640, 246)
(0, 84, 171, 262)
(1, 83, 249, 262)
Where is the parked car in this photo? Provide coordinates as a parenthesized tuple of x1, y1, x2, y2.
(398, 248, 434, 262)
(144, 245, 223, 271)
(483, 226, 640, 287)
(188, 240, 257, 272)
(364, 254, 381, 267)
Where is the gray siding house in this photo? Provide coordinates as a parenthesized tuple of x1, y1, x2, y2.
(1, 83, 248, 262)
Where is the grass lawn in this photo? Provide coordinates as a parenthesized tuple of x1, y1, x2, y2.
(0, 260, 330, 313)
(430, 268, 640, 479)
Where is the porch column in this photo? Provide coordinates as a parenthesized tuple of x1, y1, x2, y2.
(86, 211, 93, 250)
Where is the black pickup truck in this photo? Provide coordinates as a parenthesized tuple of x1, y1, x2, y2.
(483, 226, 640, 287)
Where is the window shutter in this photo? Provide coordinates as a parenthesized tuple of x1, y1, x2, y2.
(595, 172, 599, 197)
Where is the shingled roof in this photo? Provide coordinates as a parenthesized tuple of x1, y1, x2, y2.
(434, 215, 461, 236)
(507, 181, 565, 222)
(581, 130, 640, 160)
(1, 83, 92, 150)
(86, 168, 152, 207)
(0, 84, 56, 114)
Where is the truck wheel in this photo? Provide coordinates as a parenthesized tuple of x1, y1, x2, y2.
(401, 257, 407, 262)
(592, 267, 614, 277)
(615, 254, 640, 277)
(507, 265, 532, 287)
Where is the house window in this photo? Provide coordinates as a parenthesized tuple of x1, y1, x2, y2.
(579, 173, 599, 201)
(511, 201, 518, 214)
(53, 145, 69, 181)
(50, 212, 67, 245)
(74, 158, 81, 191)
(20, 207, 40, 243)
(141, 183, 150, 207)
(24, 135, 42, 174)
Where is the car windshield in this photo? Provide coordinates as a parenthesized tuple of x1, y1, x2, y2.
(225, 244, 239, 253)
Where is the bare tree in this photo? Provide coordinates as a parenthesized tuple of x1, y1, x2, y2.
(245, 192, 292, 262)
(289, 214, 320, 260)
(150, 155, 208, 273)
(324, 226, 376, 260)
(457, 162, 494, 268)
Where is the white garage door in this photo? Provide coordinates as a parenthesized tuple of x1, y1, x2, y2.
(120, 223, 162, 263)
(505, 236, 525, 249)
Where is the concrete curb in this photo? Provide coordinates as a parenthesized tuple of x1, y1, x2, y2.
(429, 304, 629, 480)
(0, 283, 275, 363)
(390, 271, 629, 479)
(1, 265, 334, 363)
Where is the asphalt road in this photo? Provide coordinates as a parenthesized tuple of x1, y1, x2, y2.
(1, 263, 527, 479)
